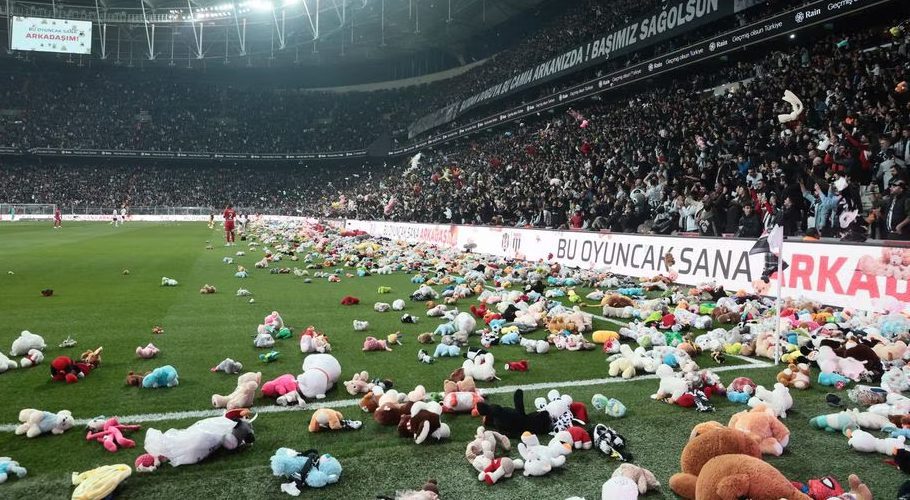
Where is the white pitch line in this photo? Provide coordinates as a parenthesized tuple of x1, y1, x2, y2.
(0, 360, 773, 433)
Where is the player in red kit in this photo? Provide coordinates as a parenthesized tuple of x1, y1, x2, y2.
(223, 204, 237, 246)
(53, 206, 62, 229)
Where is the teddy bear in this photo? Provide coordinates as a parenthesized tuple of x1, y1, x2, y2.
(0, 457, 27, 483)
(211, 358, 243, 374)
(873, 341, 907, 369)
(433, 340, 460, 358)
(601, 464, 661, 498)
(278, 354, 342, 405)
(0, 351, 17, 373)
(817, 346, 867, 381)
(212, 371, 261, 409)
(669, 426, 762, 499)
(519, 337, 550, 354)
(727, 404, 790, 456)
(692, 454, 812, 500)
(353, 320, 369, 331)
(10, 330, 46, 357)
(308, 408, 362, 432)
(199, 284, 216, 294)
(343, 371, 373, 395)
(260, 374, 298, 399)
(15, 409, 75, 438)
(397, 401, 451, 444)
(135, 343, 160, 359)
(141, 365, 179, 388)
(270, 448, 342, 496)
(847, 428, 906, 455)
(363, 336, 393, 352)
(462, 352, 499, 382)
(465, 425, 511, 463)
(747, 383, 793, 418)
(471, 439, 524, 485)
(475, 389, 551, 438)
(85, 416, 141, 452)
(17, 349, 43, 368)
(516, 431, 572, 476)
(651, 364, 690, 403)
(777, 363, 811, 389)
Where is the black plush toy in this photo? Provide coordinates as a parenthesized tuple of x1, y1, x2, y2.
(475, 389, 551, 438)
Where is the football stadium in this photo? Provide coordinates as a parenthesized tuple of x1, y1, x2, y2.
(1, 0, 910, 498)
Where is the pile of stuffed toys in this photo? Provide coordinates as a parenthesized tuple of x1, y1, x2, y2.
(3, 218, 910, 500)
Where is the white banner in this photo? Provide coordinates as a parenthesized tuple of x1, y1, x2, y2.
(10, 17, 92, 54)
(345, 220, 910, 312)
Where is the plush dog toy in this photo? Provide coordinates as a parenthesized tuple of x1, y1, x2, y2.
(136, 343, 160, 359)
(309, 408, 362, 432)
(212, 371, 261, 409)
(211, 358, 243, 374)
(85, 416, 141, 452)
(15, 409, 74, 438)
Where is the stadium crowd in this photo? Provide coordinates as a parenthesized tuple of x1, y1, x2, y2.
(2, 12, 910, 241)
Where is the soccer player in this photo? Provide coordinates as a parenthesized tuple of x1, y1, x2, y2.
(53, 206, 62, 229)
(208, 211, 215, 229)
(120, 206, 127, 224)
(223, 204, 237, 246)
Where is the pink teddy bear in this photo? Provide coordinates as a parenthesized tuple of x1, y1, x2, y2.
(362, 337, 392, 352)
(86, 417, 141, 452)
(261, 374, 298, 399)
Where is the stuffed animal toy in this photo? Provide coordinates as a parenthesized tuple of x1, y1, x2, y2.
(270, 448, 342, 496)
(135, 343, 160, 359)
(262, 374, 299, 399)
(50, 355, 92, 383)
(40, 288, 53, 297)
(417, 349, 434, 364)
(374, 302, 391, 312)
(519, 337, 550, 354)
(161, 277, 178, 286)
(235, 270, 248, 278)
(15, 409, 75, 438)
(591, 394, 627, 417)
(693, 454, 812, 500)
(564, 425, 592, 449)
(726, 377, 757, 402)
(516, 431, 572, 476)
(777, 363, 811, 389)
(847, 428, 906, 455)
(465, 425, 511, 463)
(475, 389, 551, 438)
(504, 360, 528, 372)
(212, 371, 261, 409)
(0, 351, 18, 373)
(138, 411, 255, 470)
(398, 401, 451, 444)
(340, 296, 360, 305)
(470, 437, 524, 485)
(462, 352, 499, 381)
(10, 330, 46, 356)
(363, 336, 393, 352)
(141, 365, 179, 388)
(378, 286, 392, 294)
(747, 383, 793, 418)
(592, 330, 620, 344)
(810, 409, 892, 433)
(817, 346, 867, 381)
(0, 457, 26, 483)
(818, 371, 851, 389)
(401, 314, 419, 323)
(277, 353, 342, 404)
(602, 464, 660, 498)
(152, 326, 164, 335)
(882, 366, 910, 393)
(299, 326, 331, 353)
(454, 312, 477, 337)
(609, 356, 636, 379)
(211, 358, 243, 374)
(590, 424, 631, 460)
(254, 331, 275, 348)
(652, 364, 690, 403)
(433, 342, 460, 358)
(534, 389, 578, 433)
(17, 349, 43, 368)
(353, 320, 369, 331)
(669, 427, 762, 499)
(343, 371, 373, 395)
(71, 463, 132, 500)
(308, 408, 362, 432)
(199, 284, 216, 294)
(873, 341, 908, 368)
(417, 332, 435, 344)
(393, 299, 407, 311)
(85, 416, 141, 452)
(727, 404, 790, 456)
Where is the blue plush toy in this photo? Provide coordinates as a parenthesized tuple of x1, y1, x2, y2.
(434, 323, 456, 336)
(142, 365, 179, 388)
(616, 287, 644, 297)
(488, 319, 507, 333)
(500, 331, 521, 345)
(270, 448, 341, 496)
(726, 390, 750, 404)
(410, 275, 425, 284)
(662, 353, 679, 368)
(818, 372, 850, 389)
(433, 344, 460, 358)
(235, 271, 248, 278)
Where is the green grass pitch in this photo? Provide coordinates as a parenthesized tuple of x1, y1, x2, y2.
(0, 221, 904, 499)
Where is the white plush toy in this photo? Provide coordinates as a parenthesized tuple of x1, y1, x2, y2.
(278, 354, 342, 405)
(392, 299, 406, 311)
(253, 332, 275, 348)
(10, 331, 46, 357)
(516, 431, 572, 476)
(15, 409, 74, 438)
(519, 337, 550, 354)
(651, 364, 690, 404)
(426, 305, 448, 317)
(534, 389, 576, 432)
(453, 312, 477, 338)
(236, 288, 252, 297)
(18, 349, 43, 368)
(748, 383, 793, 418)
(0, 352, 17, 373)
(847, 429, 907, 455)
(353, 320, 369, 331)
(462, 352, 499, 382)
(600, 476, 640, 500)
(160, 277, 178, 286)
(881, 366, 910, 394)
(374, 302, 391, 312)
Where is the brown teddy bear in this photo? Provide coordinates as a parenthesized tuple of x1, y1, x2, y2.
(125, 371, 147, 386)
(777, 363, 811, 389)
(601, 294, 634, 308)
(694, 454, 812, 500)
(443, 376, 477, 394)
(727, 404, 790, 456)
(711, 306, 739, 324)
(669, 427, 762, 499)
(398, 401, 450, 444)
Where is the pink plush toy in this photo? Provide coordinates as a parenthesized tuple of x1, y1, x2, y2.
(85, 416, 141, 452)
(264, 311, 284, 330)
(817, 346, 867, 381)
(261, 374, 298, 399)
(136, 343, 160, 359)
(363, 337, 392, 352)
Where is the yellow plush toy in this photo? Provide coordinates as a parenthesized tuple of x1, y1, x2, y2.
(72, 464, 131, 500)
(592, 330, 619, 344)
